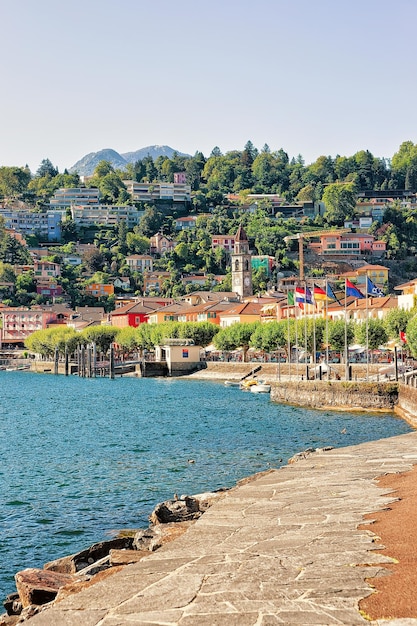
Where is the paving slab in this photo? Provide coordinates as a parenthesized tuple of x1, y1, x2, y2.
(28, 431, 417, 625)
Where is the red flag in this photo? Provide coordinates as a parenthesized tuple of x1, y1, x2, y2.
(400, 331, 407, 343)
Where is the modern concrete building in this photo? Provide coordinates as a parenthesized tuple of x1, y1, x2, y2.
(49, 188, 101, 209)
(123, 180, 191, 203)
(70, 205, 144, 228)
(0, 208, 63, 241)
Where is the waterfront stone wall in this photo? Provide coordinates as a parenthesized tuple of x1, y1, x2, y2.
(189, 362, 384, 382)
(270, 380, 399, 411)
(396, 383, 417, 427)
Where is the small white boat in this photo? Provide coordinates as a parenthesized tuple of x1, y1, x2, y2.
(250, 383, 271, 394)
(224, 380, 241, 387)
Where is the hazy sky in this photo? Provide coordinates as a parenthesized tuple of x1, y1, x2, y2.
(1, 0, 416, 173)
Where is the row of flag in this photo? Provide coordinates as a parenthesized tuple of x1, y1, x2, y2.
(288, 278, 384, 308)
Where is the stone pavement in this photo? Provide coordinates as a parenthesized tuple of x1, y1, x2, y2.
(29, 431, 417, 626)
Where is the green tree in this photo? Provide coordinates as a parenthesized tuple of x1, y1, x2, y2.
(406, 315, 417, 358)
(322, 182, 356, 225)
(0, 262, 16, 283)
(355, 319, 388, 351)
(214, 322, 258, 361)
(25, 326, 79, 357)
(177, 321, 219, 347)
(328, 319, 354, 351)
(115, 326, 141, 352)
(0, 235, 31, 264)
(79, 326, 118, 353)
(137, 206, 164, 237)
(384, 307, 415, 340)
(36, 158, 59, 178)
(82, 247, 106, 273)
(0, 166, 31, 197)
(250, 321, 287, 352)
(136, 322, 155, 353)
(126, 232, 150, 254)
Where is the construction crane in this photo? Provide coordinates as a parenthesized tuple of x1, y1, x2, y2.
(283, 229, 350, 280)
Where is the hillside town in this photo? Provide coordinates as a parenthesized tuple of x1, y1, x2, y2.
(1, 149, 417, 361)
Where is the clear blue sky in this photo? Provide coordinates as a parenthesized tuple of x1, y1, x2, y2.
(1, 0, 416, 173)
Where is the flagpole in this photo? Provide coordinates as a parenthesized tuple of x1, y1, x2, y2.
(344, 279, 349, 381)
(287, 298, 291, 381)
(304, 281, 308, 380)
(312, 283, 317, 369)
(366, 272, 369, 381)
(325, 278, 329, 381)
(295, 293, 299, 380)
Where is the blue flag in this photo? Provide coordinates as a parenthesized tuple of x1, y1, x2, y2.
(367, 277, 384, 297)
(326, 282, 337, 301)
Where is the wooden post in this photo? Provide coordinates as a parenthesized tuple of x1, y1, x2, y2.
(92, 342, 97, 378)
(87, 345, 92, 378)
(81, 345, 86, 377)
(110, 344, 115, 379)
(65, 347, 69, 376)
(54, 348, 59, 375)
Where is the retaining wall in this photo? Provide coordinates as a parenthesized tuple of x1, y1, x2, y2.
(395, 383, 417, 428)
(270, 380, 399, 412)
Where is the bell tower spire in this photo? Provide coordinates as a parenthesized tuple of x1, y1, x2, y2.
(231, 224, 252, 297)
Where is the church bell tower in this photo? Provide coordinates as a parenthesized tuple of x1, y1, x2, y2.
(231, 224, 253, 298)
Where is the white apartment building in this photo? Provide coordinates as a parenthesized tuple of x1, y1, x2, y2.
(50, 187, 101, 209)
(70, 205, 144, 228)
(123, 181, 191, 203)
(126, 255, 154, 272)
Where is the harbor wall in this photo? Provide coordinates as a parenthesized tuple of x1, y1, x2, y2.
(25, 359, 417, 424)
(270, 380, 399, 412)
(188, 361, 384, 382)
(395, 383, 417, 427)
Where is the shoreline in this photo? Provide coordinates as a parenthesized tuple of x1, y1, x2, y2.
(2, 370, 417, 623)
(12, 431, 417, 626)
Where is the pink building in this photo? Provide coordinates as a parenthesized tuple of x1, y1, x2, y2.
(313, 233, 386, 256)
(211, 235, 236, 252)
(34, 261, 61, 278)
(0, 307, 58, 345)
(174, 172, 187, 184)
(149, 233, 176, 256)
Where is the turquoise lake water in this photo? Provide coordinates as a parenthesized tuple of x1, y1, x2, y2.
(0, 371, 412, 601)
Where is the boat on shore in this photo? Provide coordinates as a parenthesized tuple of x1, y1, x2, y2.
(250, 383, 271, 394)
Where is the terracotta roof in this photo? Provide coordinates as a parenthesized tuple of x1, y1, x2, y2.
(219, 302, 265, 316)
(394, 278, 417, 291)
(111, 301, 157, 316)
(235, 224, 248, 241)
(347, 296, 397, 310)
(179, 301, 236, 315)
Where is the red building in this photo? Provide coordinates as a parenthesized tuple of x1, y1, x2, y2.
(110, 298, 173, 328)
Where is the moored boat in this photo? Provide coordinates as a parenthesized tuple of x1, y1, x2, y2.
(249, 383, 271, 394)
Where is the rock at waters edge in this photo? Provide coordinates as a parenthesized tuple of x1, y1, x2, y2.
(14, 569, 73, 608)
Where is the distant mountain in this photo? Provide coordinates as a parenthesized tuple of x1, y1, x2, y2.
(69, 145, 190, 177)
(69, 149, 128, 176)
(121, 145, 190, 163)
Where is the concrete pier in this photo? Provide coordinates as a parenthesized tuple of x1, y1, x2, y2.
(28, 431, 417, 626)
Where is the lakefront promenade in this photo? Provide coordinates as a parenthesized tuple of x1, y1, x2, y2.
(25, 429, 417, 625)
